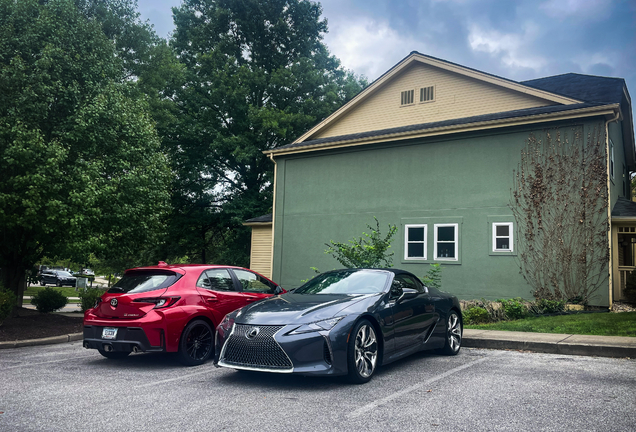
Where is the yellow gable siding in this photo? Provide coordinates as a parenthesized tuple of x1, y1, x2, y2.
(249, 225, 272, 278)
(313, 62, 556, 139)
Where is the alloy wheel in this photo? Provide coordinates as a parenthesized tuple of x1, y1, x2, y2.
(184, 323, 213, 362)
(447, 312, 462, 353)
(354, 324, 378, 378)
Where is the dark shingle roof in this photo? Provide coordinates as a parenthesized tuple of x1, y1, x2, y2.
(612, 198, 636, 218)
(245, 214, 272, 223)
(276, 102, 606, 151)
(522, 73, 625, 105)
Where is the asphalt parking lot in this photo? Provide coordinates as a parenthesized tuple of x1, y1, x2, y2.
(1, 342, 635, 432)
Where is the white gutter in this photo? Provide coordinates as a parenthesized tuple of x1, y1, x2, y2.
(606, 109, 621, 308)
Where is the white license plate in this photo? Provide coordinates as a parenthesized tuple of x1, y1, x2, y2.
(102, 328, 118, 340)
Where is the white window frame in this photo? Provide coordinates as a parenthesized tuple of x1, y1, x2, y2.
(434, 223, 458, 261)
(492, 222, 513, 252)
(400, 89, 415, 106)
(404, 224, 427, 260)
(419, 85, 435, 103)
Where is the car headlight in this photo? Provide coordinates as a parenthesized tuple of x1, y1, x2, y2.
(288, 317, 345, 335)
(218, 313, 235, 332)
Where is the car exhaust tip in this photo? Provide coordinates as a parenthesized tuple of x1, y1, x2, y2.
(103, 344, 113, 352)
(83, 342, 89, 349)
(132, 346, 139, 353)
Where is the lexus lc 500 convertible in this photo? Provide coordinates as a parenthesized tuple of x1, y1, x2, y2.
(215, 268, 463, 383)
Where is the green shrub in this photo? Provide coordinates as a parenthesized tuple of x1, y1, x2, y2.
(421, 263, 442, 289)
(497, 298, 529, 320)
(31, 288, 68, 313)
(462, 307, 490, 324)
(0, 284, 17, 325)
(78, 288, 104, 313)
(532, 298, 566, 314)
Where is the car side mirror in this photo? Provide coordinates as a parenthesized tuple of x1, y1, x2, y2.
(274, 286, 283, 295)
(397, 288, 418, 303)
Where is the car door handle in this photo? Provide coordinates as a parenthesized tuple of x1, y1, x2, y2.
(206, 295, 218, 302)
(245, 296, 258, 301)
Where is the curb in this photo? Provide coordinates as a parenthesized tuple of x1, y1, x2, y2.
(0, 333, 82, 349)
(463, 331, 636, 358)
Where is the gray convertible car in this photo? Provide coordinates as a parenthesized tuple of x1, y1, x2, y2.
(215, 268, 463, 383)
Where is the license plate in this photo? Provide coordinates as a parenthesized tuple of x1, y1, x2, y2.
(102, 328, 118, 340)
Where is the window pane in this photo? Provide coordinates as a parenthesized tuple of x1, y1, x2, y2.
(200, 269, 234, 291)
(234, 269, 275, 294)
(496, 238, 509, 250)
(408, 243, 424, 258)
(437, 226, 455, 242)
(408, 227, 424, 242)
(496, 225, 509, 236)
(437, 243, 455, 258)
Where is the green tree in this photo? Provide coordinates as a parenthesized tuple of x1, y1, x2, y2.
(0, 0, 171, 304)
(324, 218, 398, 268)
(165, 0, 366, 265)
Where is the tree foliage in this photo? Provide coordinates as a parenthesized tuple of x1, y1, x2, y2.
(510, 126, 609, 303)
(0, 0, 171, 298)
(325, 218, 398, 269)
(164, 0, 366, 265)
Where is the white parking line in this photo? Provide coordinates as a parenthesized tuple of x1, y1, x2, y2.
(348, 351, 504, 419)
(3, 354, 96, 370)
(135, 367, 218, 388)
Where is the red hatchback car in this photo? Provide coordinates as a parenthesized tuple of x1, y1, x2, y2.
(83, 262, 282, 365)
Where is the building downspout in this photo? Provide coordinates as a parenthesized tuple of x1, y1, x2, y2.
(268, 153, 277, 280)
(606, 109, 621, 309)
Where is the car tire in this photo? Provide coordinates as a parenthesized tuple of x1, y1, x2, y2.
(177, 319, 214, 366)
(56, 280, 62, 287)
(98, 349, 130, 359)
(40, 280, 45, 286)
(347, 319, 379, 384)
(441, 310, 462, 356)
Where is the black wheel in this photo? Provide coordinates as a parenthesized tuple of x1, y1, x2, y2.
(98, 350, 130, 359)
(347, 319, 379, 384)
(177, 319, 214, 366)
(40, 280, 45, 286)
(56, 280, 62, 287)
(441, 310, 462, 355)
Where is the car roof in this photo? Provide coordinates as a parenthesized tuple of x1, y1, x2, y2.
(124, 263, 246, 275)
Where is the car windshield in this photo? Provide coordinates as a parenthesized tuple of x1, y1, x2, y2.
(294, 270, 389, 295)
(108, 270, 181, 294)
(58, 271, 73, 277)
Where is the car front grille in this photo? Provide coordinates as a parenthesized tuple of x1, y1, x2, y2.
(221, 324, 292, 371)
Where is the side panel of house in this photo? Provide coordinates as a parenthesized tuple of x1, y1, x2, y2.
(273, 120, 611, 305)
(249, 225, 273, 278)
(609, 121, 628, 206)
(312, 62, 555, 140)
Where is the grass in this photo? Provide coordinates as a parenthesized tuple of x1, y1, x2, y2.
(465, 312, 636, 337)
(24, 285, 81, 298)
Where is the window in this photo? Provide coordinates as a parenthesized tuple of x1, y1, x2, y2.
(404, 224, 427, 260)
(197, 268, 235, 291)
(401, 89, 414, 106)
(420, 86, 435, 102)
(492, 222, 513, 252)
(233, 269, 277, 294)
(434, 224, 458, 261)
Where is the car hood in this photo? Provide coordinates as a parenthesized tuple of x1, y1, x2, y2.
(234, 292, 380, 325)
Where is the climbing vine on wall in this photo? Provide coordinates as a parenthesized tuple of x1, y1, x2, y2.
(510, 125, 609, 303)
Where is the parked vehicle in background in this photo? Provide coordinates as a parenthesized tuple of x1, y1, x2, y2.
(215, 268, 463, 383)
(83, 262, 283, 366)
(40, 270, 77, 287)
(81, 268, 95, 276)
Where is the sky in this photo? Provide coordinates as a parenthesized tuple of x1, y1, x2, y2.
(137, 0, 636, 100)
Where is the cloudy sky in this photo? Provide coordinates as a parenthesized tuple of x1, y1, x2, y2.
(138, 0, 636, 96)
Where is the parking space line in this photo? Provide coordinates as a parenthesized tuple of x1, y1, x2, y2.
(3, 354, 96, 370)
(348, 351, 504, 419)
(136, 367, 218, 388)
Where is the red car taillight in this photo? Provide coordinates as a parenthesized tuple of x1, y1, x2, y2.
(133, 296, 181, 309)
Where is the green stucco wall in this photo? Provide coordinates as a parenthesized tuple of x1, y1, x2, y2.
(272, 119, 613, 305)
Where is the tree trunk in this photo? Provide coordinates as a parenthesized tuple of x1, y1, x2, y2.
(1, 264, 27, 316)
